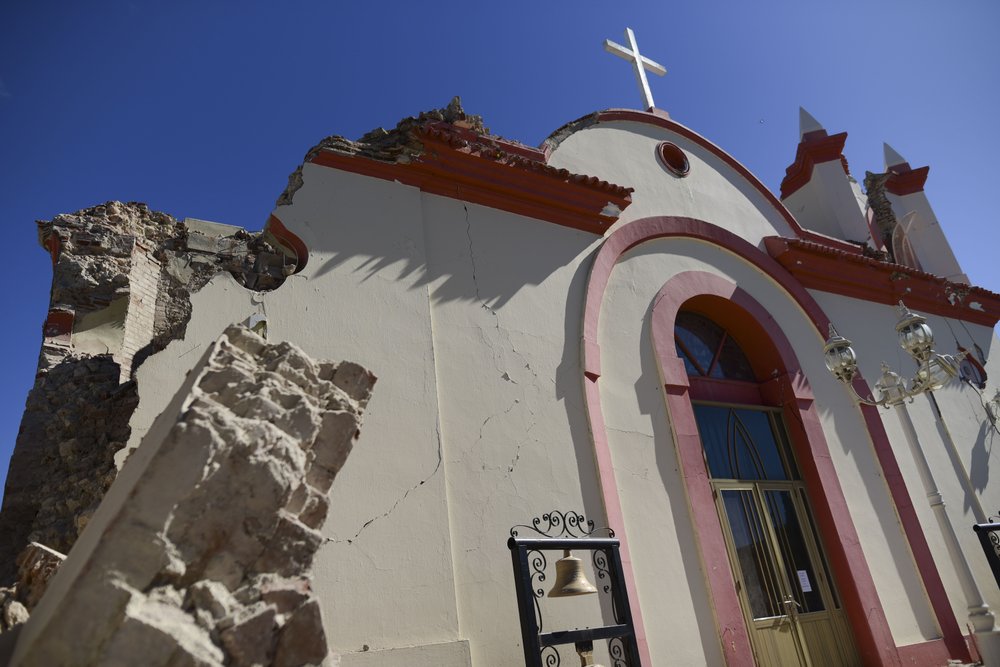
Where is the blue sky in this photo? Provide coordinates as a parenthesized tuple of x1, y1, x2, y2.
(1, 1, 998, 493)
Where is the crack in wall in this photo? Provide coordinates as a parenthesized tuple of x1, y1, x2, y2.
(473, 400, 520, 448)
(327, 423, 444, 546)
(605, 425, 654, 439)
(464, 204, 486, 309)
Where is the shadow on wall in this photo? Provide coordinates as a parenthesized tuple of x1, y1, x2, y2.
(820, 404, 943, 640)
(281, 178, 598, 311)
(969, 420, 992, 499)
(554, 250, 619, 624)
(639, 299, 726, 660)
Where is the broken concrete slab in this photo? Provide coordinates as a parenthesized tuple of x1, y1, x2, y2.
(9, 325, 374, 667)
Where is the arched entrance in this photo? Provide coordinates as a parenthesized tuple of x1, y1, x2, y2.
(675, 310, 859, 666)
(578, 215, 960, 665)
(646, 272, 885, 666)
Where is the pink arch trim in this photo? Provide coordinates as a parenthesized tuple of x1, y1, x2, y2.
(651, 271, 891, 666)
(580, 216, 969, 664)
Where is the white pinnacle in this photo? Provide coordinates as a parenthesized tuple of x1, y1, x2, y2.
(884, 143, 908, 169)
(798, 107, 825, 139)
(604, 28, 667, 111)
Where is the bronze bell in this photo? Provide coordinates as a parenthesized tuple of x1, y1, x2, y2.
(547, 550, 598, 597)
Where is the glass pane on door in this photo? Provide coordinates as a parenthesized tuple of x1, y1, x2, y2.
(694, 406, 793, 481)
(721, 489, 784, 619)
(763, 490, 825, 613)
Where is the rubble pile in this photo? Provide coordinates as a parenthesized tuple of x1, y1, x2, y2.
(12, 325, 375, 667)
(0, 202, 298, 584)
(0, 543, 65, 635)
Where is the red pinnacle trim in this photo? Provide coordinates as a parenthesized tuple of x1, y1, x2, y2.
(886, 163, 929, 196)
(779, 131, 850, 199)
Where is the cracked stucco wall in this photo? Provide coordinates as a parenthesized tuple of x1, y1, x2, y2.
(253, 112, 1000, 665)
(115, 114, 620, 663)
(118, 172, 470, 665)
(248, 159, 612, 665)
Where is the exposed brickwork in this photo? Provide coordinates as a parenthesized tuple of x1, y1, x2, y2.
(0, 202, 303, 584)
(119, 246, 161, 382)
(863, 171, 897, 261)
(0, 356, 137, 581)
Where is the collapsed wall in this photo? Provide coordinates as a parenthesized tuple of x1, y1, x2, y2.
(11, 325, 375, 666)
(0, 202, 300, 582)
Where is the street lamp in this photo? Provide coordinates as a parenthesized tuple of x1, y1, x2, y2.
(823, 301, 964, 407)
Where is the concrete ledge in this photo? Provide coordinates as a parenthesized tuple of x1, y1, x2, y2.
(337, 639, 471, 667)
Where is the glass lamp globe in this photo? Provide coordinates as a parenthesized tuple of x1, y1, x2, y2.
(894, 302, 934, 364)
(823, 325, 858, 383)
(915, 353, 962, 392)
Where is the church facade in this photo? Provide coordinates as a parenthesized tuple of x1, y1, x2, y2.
(4, 96, 1000, 666)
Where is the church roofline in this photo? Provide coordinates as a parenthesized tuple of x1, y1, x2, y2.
(571, 109, 867, 252)
(765, 236, 1000, 327)
(295, 100, 634, 235)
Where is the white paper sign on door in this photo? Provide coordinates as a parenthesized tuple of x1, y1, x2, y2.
(797, 569, 812, 593)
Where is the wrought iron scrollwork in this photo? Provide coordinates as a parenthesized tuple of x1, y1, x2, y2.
(988, 514, 1000, 558)
(609, 637, 628, 666)
(592, 547, 623, 623)
(973, 514, 1000, 592)
(528, 549, 548, 631)
(509, 510, 638, 666)
(510, 509, 614, 540)
(541, 646, 561, 666)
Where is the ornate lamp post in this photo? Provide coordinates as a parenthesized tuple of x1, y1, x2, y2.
(823, 302, 964, 407)
(823, 302, 995, 632)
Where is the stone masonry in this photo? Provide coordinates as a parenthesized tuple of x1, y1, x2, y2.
(10, 325, 375, 667)
(0, 202, 300, 583)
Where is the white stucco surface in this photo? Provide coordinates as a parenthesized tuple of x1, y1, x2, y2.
(782, 162, 869, 243)
(547, 119, 796, 242)
(885, 189, 969, 283)
(105, 113, 999, 664)
(812, 291, 1000, 639)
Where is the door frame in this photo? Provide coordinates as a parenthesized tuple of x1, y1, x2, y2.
(701, 401, 859, 667)
(647, 270, 894, 666)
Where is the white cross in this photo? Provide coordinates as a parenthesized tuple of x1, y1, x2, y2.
(604, 28, 666, 111)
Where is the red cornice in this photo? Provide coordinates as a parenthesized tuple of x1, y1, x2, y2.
(765, 236, 1000, 327)
(307, 121, 633, 236)
(886, 162, 929, 196)
(779, 130, 850, 199)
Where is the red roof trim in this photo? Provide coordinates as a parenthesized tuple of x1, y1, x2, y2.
(308, 123, 633, 236)
(765, 236, 1000, 326)
(264, 214, 309, 273)
(779, 131, 850, 199)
